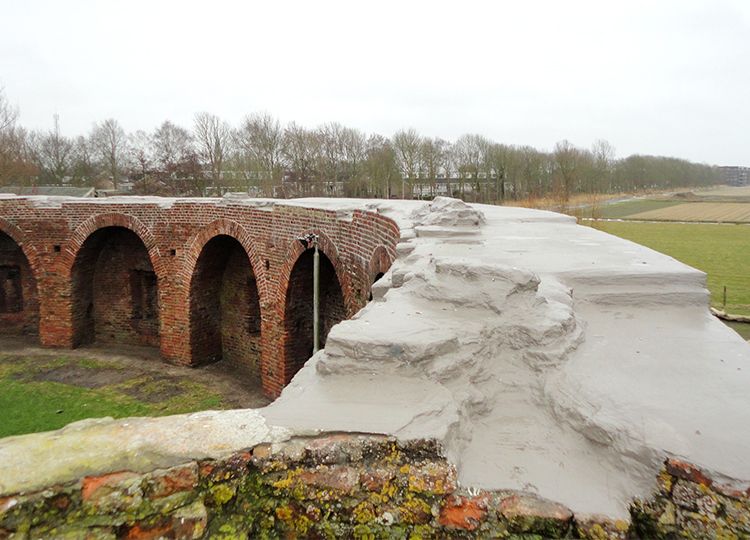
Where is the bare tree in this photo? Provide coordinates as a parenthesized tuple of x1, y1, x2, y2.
(90, 118, 127, 188)
(553, 140, 594, 202)
(281, 122, 321, 196)
(591, 139, 616, 192)
(317, 122, 346, 190)
(391, 128, 422, 198)
(340, 127, 367, 195)
(127, 130, 153, 179)
(29, 114, 75, 184)
(485, 144, 510, 202)
(0, 88, 34, 186)
(193, 112, 232, 195)
(0, 88, 18, 134)
(0, 129, 35, 186)
(515, 146, 550, 199)
(363, 135, 399, 198)
(235, 113, 283, 194)
(453, 134, 490, 201)
(70, 135, 96, 186)
(152, 121, 193, 171)
(419, 137, 450, 198)
(310, 123, 369, 196)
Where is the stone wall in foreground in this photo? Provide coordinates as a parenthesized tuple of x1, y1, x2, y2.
(1, 434, 748, 539)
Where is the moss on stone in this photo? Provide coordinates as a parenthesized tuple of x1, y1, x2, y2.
(3, 436, 750, 539)
(206, 483, 237, 507)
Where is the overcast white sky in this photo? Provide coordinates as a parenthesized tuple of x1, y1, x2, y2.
(1, 0, 748, 165)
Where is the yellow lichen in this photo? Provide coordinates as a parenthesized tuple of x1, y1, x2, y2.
(658, 471, 673, 493)
(400, 493, 431, 524)
(384, 443, 402, 465)
(715, 526, 740, 540)
(582, 523, 609, 540)
(271, 468, 302, 490)
(379, 480, 397, 502)
(353, 501, 376, 524)
(291, 513, 313, 536)
(209, 483, 236, 505)
(410, 524, 434, 539)
(275, 505, 292, 521)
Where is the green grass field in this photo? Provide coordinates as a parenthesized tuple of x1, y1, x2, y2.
(0, 354, 225, 438)
(591, 221, 750, 317)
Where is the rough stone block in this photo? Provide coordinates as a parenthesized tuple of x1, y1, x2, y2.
(406, 461, 457, 495)
(497, 493, 573, 536)
(141, 463, 199, 500)
(81, 471, 143, 515)
(438, 494, 489, 531)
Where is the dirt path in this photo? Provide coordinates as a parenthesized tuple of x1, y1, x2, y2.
(0, 337, 271, 409)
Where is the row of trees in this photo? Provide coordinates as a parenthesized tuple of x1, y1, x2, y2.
(0, 89, 722, 202)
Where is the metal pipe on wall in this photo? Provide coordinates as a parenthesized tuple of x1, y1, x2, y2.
(299, 233, 321, 355)
(313, 240, 320, 354)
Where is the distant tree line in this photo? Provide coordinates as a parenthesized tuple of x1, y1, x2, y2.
(0, 88, 722, 202)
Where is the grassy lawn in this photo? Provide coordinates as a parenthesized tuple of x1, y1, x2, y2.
(590, 221, 750, 317)
(0, 354, 226, 438)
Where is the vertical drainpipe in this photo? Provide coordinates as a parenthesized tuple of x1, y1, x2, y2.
(312, 236, 320, 354)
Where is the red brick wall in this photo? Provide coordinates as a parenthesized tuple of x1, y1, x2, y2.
(190, 235, 234, 365)
(220, 246, 262, 380)
(0, 199, 400, 397)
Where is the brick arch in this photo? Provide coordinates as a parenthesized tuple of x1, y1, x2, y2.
(277, 230, 353, 383)
(368, 245, 394, 284)
(180, 219, 266, 375)
(0, 216, 41, 337)
(63, 213, 162, 349)
(0, 216, 42, 282)
(61, 213, 163, 280)
(365, 245, 394, 302)
(276, 230, 354, 317)
(179, 218, 267, 304)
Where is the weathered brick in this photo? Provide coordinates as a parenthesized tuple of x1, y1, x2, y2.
(439, 494, 489, 531)
(575, 514, 630, 540)
(0, 497, 17, 516)
(81, 471, 142, 513)
(360, 468, 396, 492)
(406, 461, 457, 495)
(498, 493, 573, 535)
(200, 450, 253, 484)
(121, 520, 173, 540)
(82, 471, 140, 502)
(142, 463, 199, 499)
(296, 465, 359, 494)
(665, 458, 713, 487)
